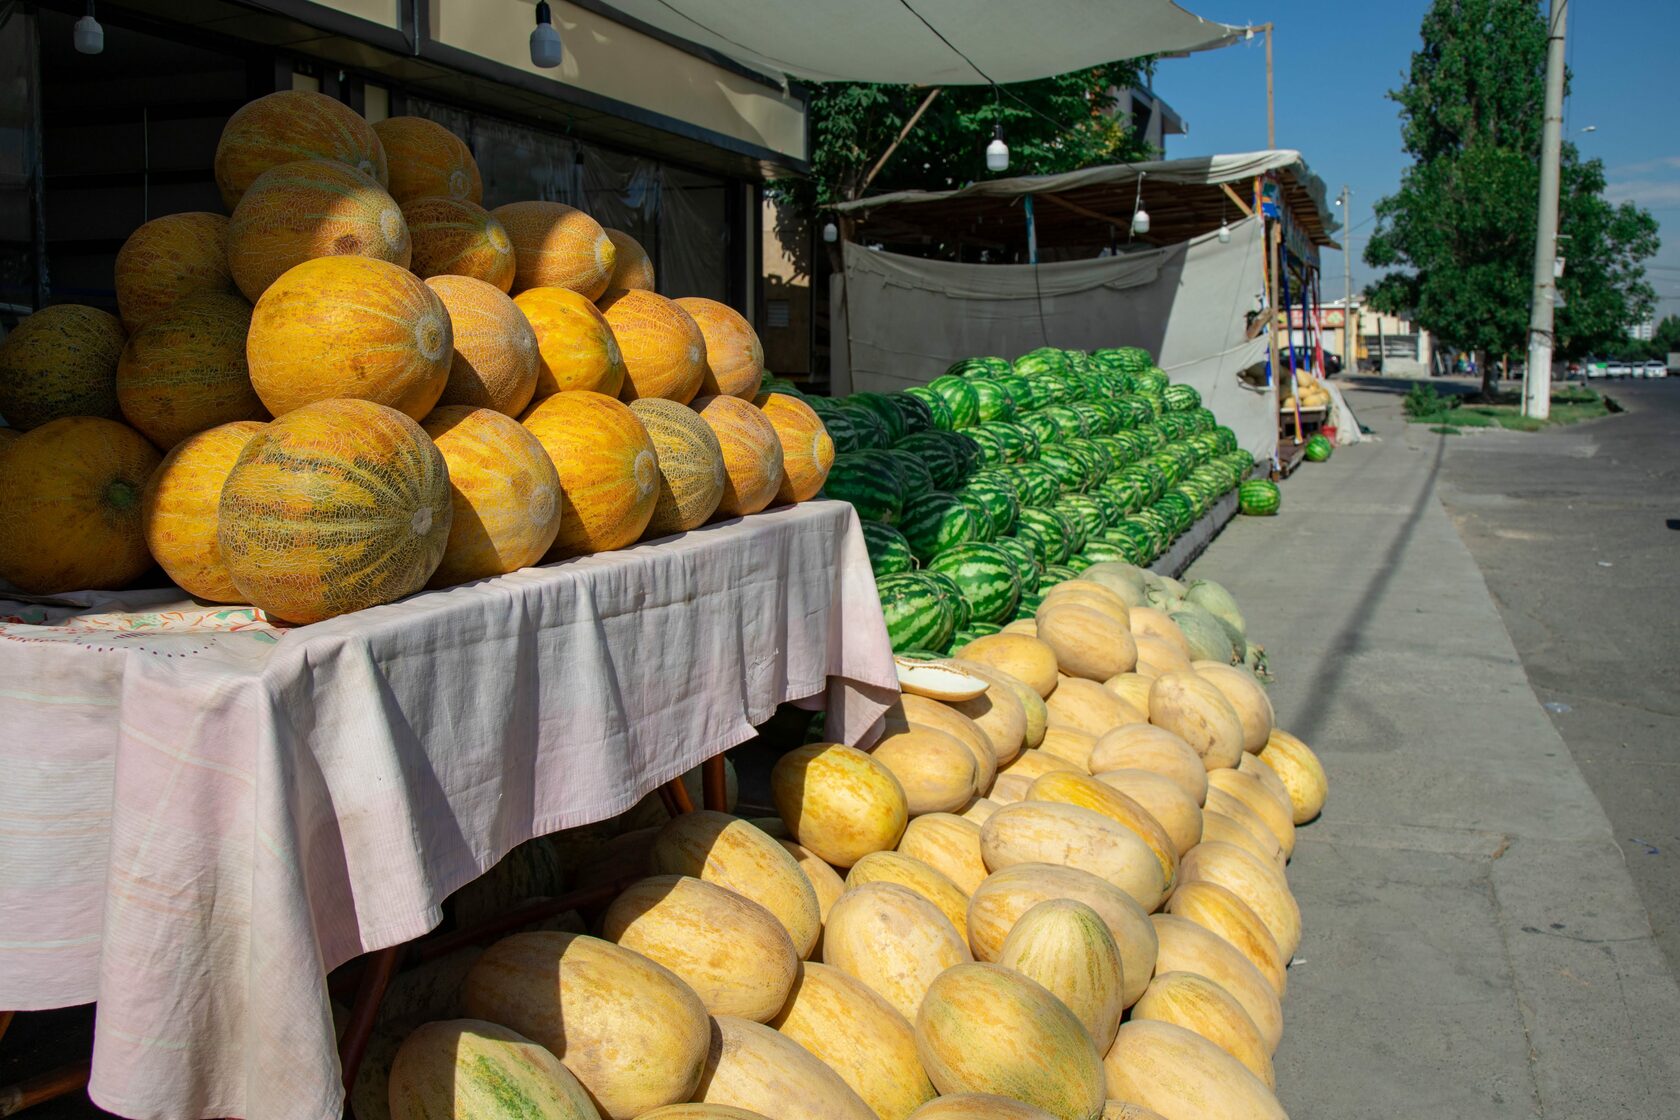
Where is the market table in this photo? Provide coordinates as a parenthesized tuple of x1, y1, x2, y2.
(0, 499, 897, 1120)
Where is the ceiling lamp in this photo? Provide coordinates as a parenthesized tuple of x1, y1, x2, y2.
(985, 124, 1009, 173)
(74, 2, 104, 54)
(530, 1, 562, 68)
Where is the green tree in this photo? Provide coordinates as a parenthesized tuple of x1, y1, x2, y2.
(1364, 0, 1659, 393)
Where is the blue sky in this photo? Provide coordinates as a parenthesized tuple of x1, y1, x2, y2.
(1151, 0, 1680, 325)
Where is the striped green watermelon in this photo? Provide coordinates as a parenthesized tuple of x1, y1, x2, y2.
(1014, 591, 1046, 619)
(1042, 405, 1090, 440)
(920, 568, 973, 634)
(1304, 434, 1334, 462)
(971, 378, 1017, 423)
(928, 542, 1023, 625)
(1163, 383, 1201, 411)
(843, 394, 904, 445)
(1078, 540, 1136, 567)
(876, 572, 957, 653)
(964, 425, 1009, 467)
(957, 476, 1021, 537)
(955, 492, 997, 543)
(860, 520, 916, 574)
(1012, 349, 1066, 378)
(889, 392, 936, 438)
(993, 536, 1042, 594)
(950, 622, 1002, 647)
(1056, 494, 1109, 541)
(820, 409, 861, 454)
(1238, 479, 1280, 515)
(879, 449, 937, 501)
(825, 454, 905, 524)
(946, 356, 1010, 379)
(894, 432, 964, 489)
(900, 492, 984, 562)
(1009, 463, 1061, 507)
(1040, 563, 1079, 584)
(904, 385, 956, 431)
(928, 376, 981, 429)
(1034, 447, 1087, 494)
(1014, 507, 1075, 566)
(1072, 401, 1113, 437)
(1018, 410, 1059, 448)
(996, 375, 1035, 412)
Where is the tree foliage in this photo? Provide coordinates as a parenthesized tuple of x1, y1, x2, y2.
(1364, 0, 1659, 368)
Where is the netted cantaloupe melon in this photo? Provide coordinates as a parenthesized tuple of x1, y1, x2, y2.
(388, 1019, 600, 1120)
(425, 275, 540, 416)
(217, 399, 451, 623)
(493, 201, 615, 298)
(845, 850, 971, 941)
(772, 743, 909, 868)
(627, 398, 726, 536)
(649, 811, 822, 959)
(404, 197, 516, 292)
(602, 228, 655, 291)
(997, 898, 1126, 1052)
(0, 305, 125, 430)
(421, 406, 561, 587)
(823, 881, 971, 1023)
(515, 287, 626, 398)
(599, 290, 705, 404)
(214, 89, 387, 210)
(227, 159, 411, 301)
(116, 291, 265, 449)
(694, 1015, 876, 1120)
(674, 297, 763, 399)
(141, 420, 266, 602)
(0, 417, 161, 593)
(373, 115, 482, 204)
(114, 212, 233, 331)
(521, 390, 657, 556)
(692, 395, 784, 518)
(248, 256, 451, 421)
(1100, 1020, 1286, 1120)
(757, 391, 833, 503)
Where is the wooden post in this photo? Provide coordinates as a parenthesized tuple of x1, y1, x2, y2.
(1264, 24, 1276, 148)
(701, 755, 729, 812)
(663, 776, 696, 816)
(0, 1061, 92, 1118)
(861, 88, 942, 194)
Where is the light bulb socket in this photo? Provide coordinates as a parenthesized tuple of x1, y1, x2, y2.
(530, 1, 562, 68)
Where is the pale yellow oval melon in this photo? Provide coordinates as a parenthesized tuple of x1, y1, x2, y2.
(846, 850, 970, 941)
(1089, 725, 1207, 805)
(521, 390, 658, 556)
(692, 395, 784, 517)
(1128, 608, 1189, 658)
(953, 634, 1059, 698)
(1206, 769, 1295, 857)
(1129, 636, 1193, 680)
(676, 297, 763, 399)
(215, 89, 387, 209)
(1100, 1020, 1286, 1120)
(141, 420, 266, 602)
(0, 304, 124, 430)
(1237, 753, 1296, 825)
(1041, 581, 1132, 628)
(871, 726, 978, 816)
(884, 693, 997, 767)
(1191, 662, 1274, 753)
(116, 291, 264, 450)
(1037, 727, 1098, 771)
(1026, 772, 1178, 894)
(1101, 673, 1155, 719)
(405, 197, 517, 292)
(777, 838, 845, 923)
(772, 743, 909, 868)
(966, 864, 1157, 1007)
(420, 405, 561, 586)
(601, 874, 797, 1022)
(1199, 808, 1286, 871)
(1130, 972, 1274, 1088)
(1091, 769, 1202, 857)
(823, 881, 971, 1022)
(1177, 843, 1300, 960)
(1047, 678, 1142, 739)
(941, 677, 1026, 767)
(694, 1015, 876, 1120)
(1147, 915, 1283, 1053)
(600, 289, 705, 403)
(628, 398, 727, 536)
(914, 962, 1106, 1120)
(1076, 563, 1148, 605)
(1002, 619, 1038, 636)
(114, 212, 233, 331)
(911, 1096, 1059, 1120)
(374, 115, 481, 204)
(1163, 880, 1286, 997)
(602, 228, 656, 291)
(770, 961, 935, 1120)
(959, 798, 1002, 825)
(1147, 672, 1244, 771)
(514, 287, 626, 398)
(650, 810, 822, 959)
(988, 773, 1033, 804)
(388, 1018, 598, 1120)
(1099, 1103, 1168, 1120)
(494, 201, 615, 298)
(998, 749, 1083, 783)
(1036, 603, 1138, 681)
(897, 813, 988, 894)
(997, 898, 1125, 1052)
(1258, 727, 1328, 824)
(640, 1106, 767, 1120)
(426, 275, 540, 416)
(757, 391, 833, 503)
(461, 931, 709, 1120)
(950, 658, 1044, 754)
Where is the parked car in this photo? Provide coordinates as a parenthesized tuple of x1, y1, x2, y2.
(1606, 360, 1634, 378)
(1642, 360, 1668, 378)
(1585, 362, 1608, 380)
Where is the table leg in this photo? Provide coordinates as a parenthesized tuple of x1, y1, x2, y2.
(0, 1011, 11, 1046)
(702, 755, 729, 811)
(0, 1059, 91, 1118)
(338, 946, 402, 1095)
(664, 776, 696, 815)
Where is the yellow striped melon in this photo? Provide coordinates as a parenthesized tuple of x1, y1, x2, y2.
(627, 398, 726, 536)
(979, 801, 1164, 911)
(997, 898, 1125, 1051)
(1177, 843, 1299, 959)
(757, 391, 833, 503)
(945, 660, 1035, 762)
(426, 275, 540, 416)
(515, 287, 626, 398)
(141, 420, 266, 601)
(1100, 674, 1155, 720)
(601, 290, 705, 404)
(778, 838, 845, 923)
(1129, 972, 1273, 1088)
(846, 851, 970, 940)
(772, 742, 909, 868)
(1099, 1104, 1168, 1120)
(116, 291, 264, 449)
(1206, 770, 1295, 857)
(1036, 603, 1138, 681)
(521, 391, 657, 556)
(871, 726, 978, 816)
(954, 634, 1059, 697)
(692, 395, 784, 517)
(1089, 726, 1207, 806)
(387, 1019, 599, 1120)
(602, 229, 655, 291)
(404, 197, 517, 292)
(650, 810, 821, 959)
(823, 881, 970, 1022)
(215, 90, 386, 209)
(960, 798, 1001, 825)
(912, 1096, 1059, 1120)
(1026, 771, 1178, 893)
(1192, 663, 1274, 754)
(770, 961, 935, 1120)
(217, 399, 450, 622)
(1042, 581, 1131, 626)
(601, 875, 797, 1022)
(0, 417, 161, 593)
(1147, 672, 1243, 771)
(0, 305, 124, 430)
(420, 406, 561, 586)
(373, 116, 482, 204)
(1127, 608, 1189, 659)
(114, 212, 233, 331)
(998, 750, 1082, 783)
(988, 774, 1032, 804)
(227, 159, 410, 302)
(953, 660, 1046, 753)
(494, 201, 615, 298)
(641, 1105, 767, 1120)
(883, 694, 999, 791)
(1100, 1020, 1286, 1120)
(1163, 880, 1286, 997)
(1046, 678, 1141, 739)
(1148, 915, 1282, 1052)
(1257, 727, 1328, 824)
(247, 256, 450, 421)
(915, 962, 1105, 1120)
(897, 813, 988, 895)
(1237, 757, 1296, 842)
(1199, 808, 1285, 871)
(1091, 770, 1202, 857)
(675, 297, 763, 399)
(461, 932, 709, 1120)
(1035, 727, 1097, 771)
(1130, 636, 1192, 679)
(694, 1015, 876, 1120)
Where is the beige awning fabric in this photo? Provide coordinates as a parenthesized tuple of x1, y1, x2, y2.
(603, 0, 1249, 84)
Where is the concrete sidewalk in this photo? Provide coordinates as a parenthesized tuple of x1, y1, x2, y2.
(1184, 385, 1680, 1117)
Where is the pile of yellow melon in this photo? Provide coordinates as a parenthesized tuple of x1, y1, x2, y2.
(375, 567, 1327, 1120)
(1280, 371, 1330, 412)
(0, 90, 831, 622)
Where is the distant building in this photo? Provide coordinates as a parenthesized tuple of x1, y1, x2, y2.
(1313, 299, 1436, 377)
(1113, 86, 1188, 154)
(1629, 319, 1655, 342)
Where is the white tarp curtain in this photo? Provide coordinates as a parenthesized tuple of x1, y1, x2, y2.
(832, 214, 1277, 460)
(604, 1, 1247, 84)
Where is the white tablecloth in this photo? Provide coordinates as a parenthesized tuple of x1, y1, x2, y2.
(0, 500, 896, 1120)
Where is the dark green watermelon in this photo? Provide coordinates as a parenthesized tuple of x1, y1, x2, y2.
(900, 491, 984, 562)
(860, 520, 916, 575)
(1304, 434, 1334, 462)
(888, 392, 936, 438)
(957, 475, 1022, 537)
(824, 453, 905, 524)
(928, 542, 1024, 625)
(904, 385, 956, 431)
(894, 432, 964, 489)
(843, 393, 905, 445)
(1014, 507, 1075, 565)
(1239, 479, 1280, 515)
(876, 572, 956, 653)
(928, 376, 981, 430)
(971, 378, 1018, 424)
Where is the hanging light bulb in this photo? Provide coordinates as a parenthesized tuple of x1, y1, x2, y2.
(986, 123, 1009, 173)
(1132, 207, 1151, 235)
(822, 221, 838, 244)
(74, 1, 104, 55)
(1218, 222, 1232, 244)
(530, 1, 562, 68)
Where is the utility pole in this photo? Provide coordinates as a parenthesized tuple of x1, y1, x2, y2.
(1263, 24, 1276, 148)
(1524, 0, 1568, 419)
(1338, 185, 1353, 375)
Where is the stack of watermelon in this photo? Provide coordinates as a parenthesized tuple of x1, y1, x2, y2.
(801, 347, 1256, 655)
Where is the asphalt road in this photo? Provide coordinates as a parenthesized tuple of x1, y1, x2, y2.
(1433, 377, 1680, 974)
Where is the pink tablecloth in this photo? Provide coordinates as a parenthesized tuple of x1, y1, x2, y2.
(0, 500, 896, 1120)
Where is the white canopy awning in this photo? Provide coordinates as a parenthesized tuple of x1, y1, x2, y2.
(603, 0, 1251, 84)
